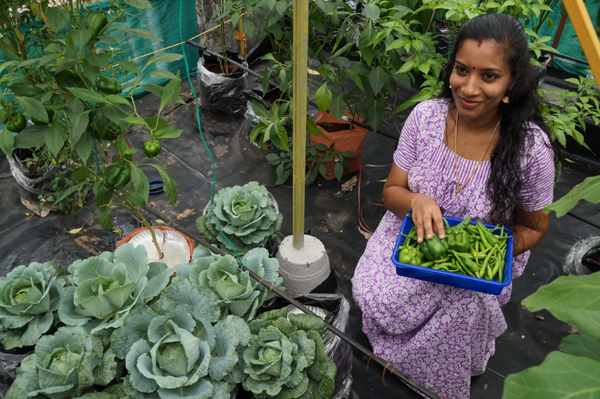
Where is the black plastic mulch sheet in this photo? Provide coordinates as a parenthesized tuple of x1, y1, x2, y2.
(1, 65, 599, 398)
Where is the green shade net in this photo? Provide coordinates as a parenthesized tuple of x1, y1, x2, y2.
(0, 0, 200, 100)
(536, 1, 600, 77)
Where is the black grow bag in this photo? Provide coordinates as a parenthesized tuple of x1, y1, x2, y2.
(197, 51, 247, 117)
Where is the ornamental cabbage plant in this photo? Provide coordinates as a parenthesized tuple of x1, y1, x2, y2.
(243, 308, 337, 399)
(0, 261, 67, 349)
(111, 279, 251, 399)
(176, 247, 283, 321)
(196, 181, 283, 256)
(58, 243, 172, 334)
(5, 327, 117, 399)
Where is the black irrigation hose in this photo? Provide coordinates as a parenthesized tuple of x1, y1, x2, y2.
(141, 206, 441, 399)
(185, 40, 400, 141)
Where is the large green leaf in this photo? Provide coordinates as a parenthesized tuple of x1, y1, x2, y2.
(544, 175, 600, 217)
(110, 306, 154, 359)
(119, 28, 163, 42)
(364, 3, 380, 20)
(126, 340, 159, 393)
(67, 87, 107, 103)
(5, 356, 40, 399)
(153, 280, 220, 323)
(15, 97, 47, 124)
(58, 286, 93, 326)
(0, 127, 15, 156)
(45, 120, 67, 157)
(73, 256, 113, 285)
(316, 83, 332, 112)
(522, 272, 600, 338)
(559, 334, 600, 362)
(208, 320, 240, 381)
(14, 125, 48, 149)
(46, 7, 70, 31)
(157, 378, 213, 399)
(141, 265, 172, 303)
(368, 67, 386, 96)
(159, 76, 183, 112)
(20, 311, 54, 347)
(147, 311, 195, 343)
(104, 282, 137, 308)
(503, 351, 600, 398)
(95, 348, 118, 386)
(147, 164, 177, 206)
(113, 243, 150, 285)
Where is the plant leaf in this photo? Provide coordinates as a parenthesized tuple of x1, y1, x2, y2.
(119, 28, 163, 42)
(544, 175, 600, 217)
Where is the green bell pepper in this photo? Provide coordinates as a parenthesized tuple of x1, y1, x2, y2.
(143, 140, 162, 158)
(105, 164, 131, 189)
(96, 76, 121, 95)
(6, 113, 26, 133)
(419, 232, 449, 261)
(447, 229, 470, 253)
(397, 246, 423, 266)
(85, 12, 108, 38)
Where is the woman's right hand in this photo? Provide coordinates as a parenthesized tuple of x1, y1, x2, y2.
(409, 194, 446, 243)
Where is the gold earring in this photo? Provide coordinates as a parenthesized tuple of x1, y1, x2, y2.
(449, 84, 452, 88)
(502, 96, 510, 103)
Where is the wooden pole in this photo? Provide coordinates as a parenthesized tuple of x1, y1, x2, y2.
(292, 0, 308, 249)
(562, 0, 600, 83)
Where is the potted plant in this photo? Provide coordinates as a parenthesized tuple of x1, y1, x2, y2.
(195, 181, 283, 256)
(0, 0, 186, 260)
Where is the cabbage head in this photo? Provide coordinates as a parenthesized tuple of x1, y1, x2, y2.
(196, 182, 282, 256)
(243, 308, 337, 399)
(5, 327, 117, 399)
(112, 279, 251, 399)
(0, 261, 67, 349)
(58, 244, 172, 334)
(175, 247, 283, 321)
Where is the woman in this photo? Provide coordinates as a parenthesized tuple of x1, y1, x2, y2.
(352, 13, 557, 398)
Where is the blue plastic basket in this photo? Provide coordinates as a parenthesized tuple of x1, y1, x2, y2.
(391, 214, 513, 295)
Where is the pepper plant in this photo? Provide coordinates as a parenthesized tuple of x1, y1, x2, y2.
(0, 0, 186, 258)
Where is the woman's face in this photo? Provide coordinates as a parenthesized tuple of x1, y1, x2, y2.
(449, 39, 515, 124)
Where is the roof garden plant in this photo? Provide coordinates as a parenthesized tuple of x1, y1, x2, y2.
(196, 181, 283, 256)
(58, 243, 173, 334)
(243, 307, 337, 399)
(110, 278, 251, 399)
(175, 246, 284, 321)
(5, 326, 117, 399)
(0, 0, 185, 260)
(0, 261, 67, 349)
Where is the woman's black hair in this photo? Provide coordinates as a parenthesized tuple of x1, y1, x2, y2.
(439, 13, 559, 233)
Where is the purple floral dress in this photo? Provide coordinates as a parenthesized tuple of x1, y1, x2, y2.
(352, 99, 555, 399)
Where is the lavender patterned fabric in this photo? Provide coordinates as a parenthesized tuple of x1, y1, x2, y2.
(352, 99, 555, 399)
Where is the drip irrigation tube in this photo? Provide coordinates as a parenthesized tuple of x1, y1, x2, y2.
(185, 40, 400, 140)
(141, 206, 440, 399)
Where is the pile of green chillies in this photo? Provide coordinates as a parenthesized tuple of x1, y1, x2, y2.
(395, 216, 511, 282)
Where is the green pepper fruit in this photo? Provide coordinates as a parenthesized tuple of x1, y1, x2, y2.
(6, 113, 26, 133)
(419, 232, 449, 261)
(447, 230, 470, 253)
(398, 246, 423, 266)
(96, 76, 121, 95)
(476, 221, 499, 246)
(143, 140, 161, 158)
(84, 12, 108, 38)
(446, 217, 472, 234)
(30, 108, 54, 125)
(105, 164, 131, 189)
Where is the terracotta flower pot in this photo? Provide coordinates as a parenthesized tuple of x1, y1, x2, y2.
(309, 110, 369, 180)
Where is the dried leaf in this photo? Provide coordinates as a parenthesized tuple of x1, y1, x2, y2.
(177, 208, 195, 220)
(155, 219, 166, 224)
(341, 176, 358, 192)
(536, 315, 545, 320)
(358, 226, 372, 240)
(68, 227, 84, 235)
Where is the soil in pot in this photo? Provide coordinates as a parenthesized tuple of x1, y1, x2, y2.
(317, 122, 353, 133)
(208, 63, 239, 75)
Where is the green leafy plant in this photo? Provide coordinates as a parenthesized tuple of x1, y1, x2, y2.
(176, 247, 284, 321)
(502, 271, 600, 398)
(196, 181, 283, 256)
(243, 307, 337, 399)
(0, 0, 185, 259)
(5, 327, 117, 399)
(0, 261, 67, 349)
(539, 74, 600, 151)
(111, 279, 251, 399)
(58, 243, 173, 334)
